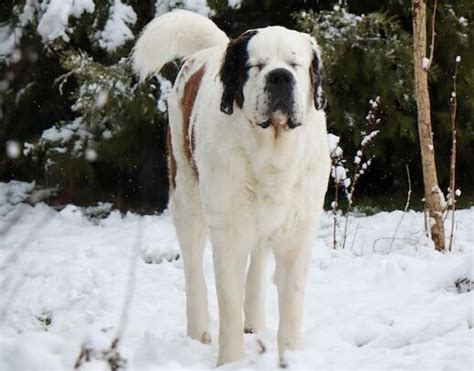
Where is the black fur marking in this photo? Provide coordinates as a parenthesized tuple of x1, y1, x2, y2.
(310, 50, 326, 110)
(219, 30, 258, 115)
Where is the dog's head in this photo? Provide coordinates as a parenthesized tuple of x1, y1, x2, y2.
(219, 26, 324, 130)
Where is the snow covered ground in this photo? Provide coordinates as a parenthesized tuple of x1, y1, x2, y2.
(0, 182, 473, 370)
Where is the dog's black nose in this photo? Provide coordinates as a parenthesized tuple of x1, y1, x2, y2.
(267, 68, 294, 85)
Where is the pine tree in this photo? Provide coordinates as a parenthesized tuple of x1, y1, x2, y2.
(1, 0, 473, 211)
(0, 0, 229, 210)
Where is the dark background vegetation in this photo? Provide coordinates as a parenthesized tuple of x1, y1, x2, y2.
(1, 0, 473, 212)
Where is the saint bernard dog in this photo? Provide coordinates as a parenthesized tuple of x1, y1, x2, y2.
(133, 10, 330, 366)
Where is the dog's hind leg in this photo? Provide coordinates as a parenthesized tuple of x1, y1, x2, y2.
(170, 186, 210, 344)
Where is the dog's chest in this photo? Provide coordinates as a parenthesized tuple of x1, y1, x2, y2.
(250, 162, 312, 238)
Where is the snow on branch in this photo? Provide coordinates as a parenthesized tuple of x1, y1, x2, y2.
(330, 96, 382, 249)
(37, 0, 95, 42)
(155, 0, 213, 17)
(95, 0, 137, 52)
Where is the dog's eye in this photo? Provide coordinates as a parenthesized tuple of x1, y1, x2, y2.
(248, 63, 264, 71)
(290, 62, 301, 69)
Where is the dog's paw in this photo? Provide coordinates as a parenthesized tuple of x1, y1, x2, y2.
(244, 325, 254, 334)
(201, 331, 212, 344)
(188, 329, 211, 344)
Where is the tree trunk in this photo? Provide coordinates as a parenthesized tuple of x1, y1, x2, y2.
(412, 0, 445, 251)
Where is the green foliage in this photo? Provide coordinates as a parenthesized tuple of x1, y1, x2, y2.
(1, 0, 473, 211)
(1, 0, 168, 210)
(295, 8, 415, 193)
(36, 311, 53, 331)
(295, 2, 474, 198)
(30, 51, 168, 209)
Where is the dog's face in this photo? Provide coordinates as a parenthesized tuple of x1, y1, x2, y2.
(219, 26, 324, 130)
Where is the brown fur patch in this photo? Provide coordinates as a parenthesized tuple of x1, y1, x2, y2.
(166, 126, 177, 191)
(181, 64, 206, 177)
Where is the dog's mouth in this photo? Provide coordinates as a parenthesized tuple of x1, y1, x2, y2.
(257, 101, 301, 130)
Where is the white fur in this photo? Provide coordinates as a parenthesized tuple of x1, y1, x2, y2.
(133, 10, 331, 366)
(132, 10, 228, 81)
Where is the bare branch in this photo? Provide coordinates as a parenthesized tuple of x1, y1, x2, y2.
(114, 218, 142, 342)
(423, 0, 438, 71)
(0, 207, 57, 324)
(372, 237, 418, 254)
(342, 97, 381, 249)
(448, 57, 459, 252)
(389, 165, 412, 252)
(74, 219, 142, 370)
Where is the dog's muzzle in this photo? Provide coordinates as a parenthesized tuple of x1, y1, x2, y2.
(258, 68, 301, 130)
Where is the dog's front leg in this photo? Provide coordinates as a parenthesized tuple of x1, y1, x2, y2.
(210, 227, 249, 366)
(274, 230, 312, 363)
(244, 244, 269, 333)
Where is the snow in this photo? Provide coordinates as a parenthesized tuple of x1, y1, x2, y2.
(36, 117, 93, 158)
(361, 130, 380, 146)
(458, 17, 468, 27)
(331, 165, 348, 184)
(0, 181, 35, 216)
(228, 0, 242, 9)
(422, 57, 430, 69)
(6, 141, 21, 159)
(70, 0, 95, 18)
(316, 9, 362, 41)
(95, 0, 137, 52)
(94, 90, 109, 108)
(0, 181, 473, 370)
(41, 125, 75, 143)
(155, 0, 213, 18)
(0, 24, 19, 59)
(85, 148, 98, 162)
(37, 0, 95, 42)
(327, 133, 340, 153)
(432, 185, 447, 211)
(19, 0, 38, 26)
(369, 96, 380, 109)
(155, 75, 173, 113)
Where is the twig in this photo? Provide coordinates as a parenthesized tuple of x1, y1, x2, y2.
(114, 218, 142, 343)
(0, 188, 56, 238)
(389, 165, 412, 251)
(372, 237, 417, 254)
(423, 0, 438, 71)
(256, 338, 266, 354)
(332, 169, 340, 250)
(329, 137, 345, 249)
(74, 218, 142, 370)
(447, 56, 459, 252)
(349, 220, 360, 252)
(0, 208, 57, 324)
(342, 97, 381, 248)
(423, 198, 429, 238)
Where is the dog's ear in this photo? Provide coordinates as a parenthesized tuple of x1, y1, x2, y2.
(219, 30, 257, 115)
(309, 40, 326, 111)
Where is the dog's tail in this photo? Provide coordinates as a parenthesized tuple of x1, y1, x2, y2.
(133, 10, 229, 81)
